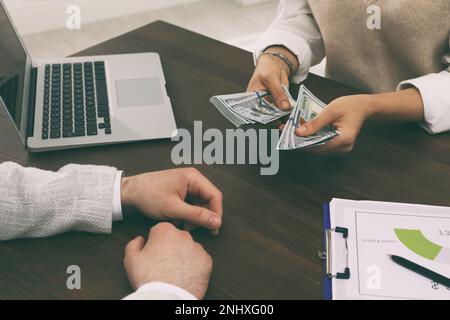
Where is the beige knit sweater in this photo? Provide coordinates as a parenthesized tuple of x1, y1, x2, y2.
(308, 0, 450, 93)
(255, 0, 450, 133)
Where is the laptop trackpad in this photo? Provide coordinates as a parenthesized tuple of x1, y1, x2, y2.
(115, 78, 164, 108)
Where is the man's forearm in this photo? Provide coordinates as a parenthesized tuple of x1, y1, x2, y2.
(0, 162, 117, 240)
(365, 88, 425, 122)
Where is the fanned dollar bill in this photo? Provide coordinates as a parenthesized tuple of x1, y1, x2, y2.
(276, 85, 339, 150)
(210, 86, 294, 127)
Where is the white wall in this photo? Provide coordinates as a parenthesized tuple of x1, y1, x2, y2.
(3, 0, 204, 35)
(233, 0, 272, 5)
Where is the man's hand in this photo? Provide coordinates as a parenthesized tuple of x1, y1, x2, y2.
(124, 223, 213, 299)
(247, 46, 299, 111)
(121, 168, 223, 234)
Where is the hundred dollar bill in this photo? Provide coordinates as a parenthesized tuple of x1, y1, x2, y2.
(210, 86, 294, 127)
(277, 85, 339, 150)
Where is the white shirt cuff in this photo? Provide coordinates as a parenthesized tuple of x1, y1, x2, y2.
(398, 71, 450, 134)
(112, 170, 123, 222)
(123, 282, 197, 300)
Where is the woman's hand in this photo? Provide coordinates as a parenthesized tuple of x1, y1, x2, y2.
(247, 46, 299, 111)
(293, 88, 425, 155)
(294, 94, 374, 155)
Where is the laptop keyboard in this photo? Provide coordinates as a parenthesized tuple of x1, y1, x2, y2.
(41, 61, 112, 140)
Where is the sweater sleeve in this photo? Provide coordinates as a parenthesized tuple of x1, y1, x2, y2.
(0, 161, 117, 240)
(253, 0, 325, 83)
(397, 33, 450, 134)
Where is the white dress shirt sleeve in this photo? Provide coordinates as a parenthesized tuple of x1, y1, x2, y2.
(253, 0, 325, 83)
(397, 34, 450, 134)
(123, 282, 197, 300)
(112, 170, 123, 222)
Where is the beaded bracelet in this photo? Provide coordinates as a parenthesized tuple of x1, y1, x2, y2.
(260, 51, 296, 75)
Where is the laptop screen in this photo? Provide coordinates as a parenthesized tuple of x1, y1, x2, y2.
(0, 2, 27, 131)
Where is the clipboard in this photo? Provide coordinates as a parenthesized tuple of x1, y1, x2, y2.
(320, 203, 350, 300)
(318, 198, 450, 300)
(322, 203, 332, 300)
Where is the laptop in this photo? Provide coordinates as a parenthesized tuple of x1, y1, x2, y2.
(0, 1, 177, 152)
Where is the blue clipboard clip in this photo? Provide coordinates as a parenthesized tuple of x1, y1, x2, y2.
(318, 226, 351, 280)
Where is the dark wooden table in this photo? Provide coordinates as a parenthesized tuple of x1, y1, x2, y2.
(1, 21, 450, 300)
